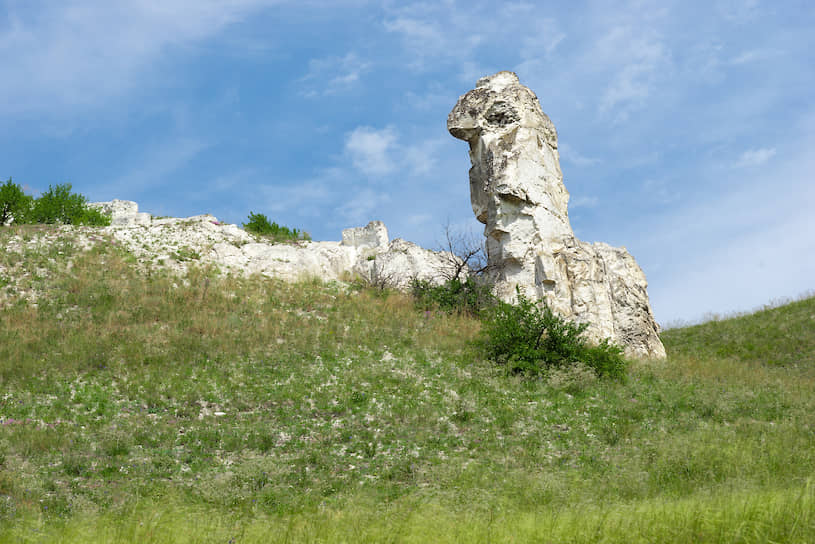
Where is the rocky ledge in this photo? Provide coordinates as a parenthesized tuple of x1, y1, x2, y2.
(89, 200, 457, 290)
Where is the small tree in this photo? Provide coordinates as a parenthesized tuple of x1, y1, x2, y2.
(0, 178, 33, 225)
(410, 222, 495, 316)
(243, 212, 310, 242)
(410, 276, 493, 316)
(480, 289, 627, 379)
(27, 183, 110, 226)
(436, 221, 490, 282)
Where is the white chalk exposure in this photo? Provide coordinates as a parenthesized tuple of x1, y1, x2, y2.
(448, 71, 666, 358)
(91, 203, 454, 290)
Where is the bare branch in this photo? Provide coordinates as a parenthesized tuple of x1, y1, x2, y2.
(435, 220, 491, 282)
(363, 258, 397, 291)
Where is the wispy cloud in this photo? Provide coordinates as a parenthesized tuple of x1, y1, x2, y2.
(383, 1, 566, 78)
(717, 0, 762, 24)
(260, 178, 334, 216)
(735, 147, 776, 168)
(403, 138, 447, 176)
(730, 48, 782, 65)
(336, 188, 391, 225)
(106, 137, 210, 200)
(344, 126, 398, 177)
(0, 0, 282, 116)
(559, 143, 600, 167)
(596, 27, 670, 117)
(404, 84, 455, 111)
(299, 52, 371, 97)
(519, 17, 566, 58)
(344, 126, 447, 179)
(384, 16, 446, 61)
(641, 142, 815, 324)
(570, 195, 599, 209)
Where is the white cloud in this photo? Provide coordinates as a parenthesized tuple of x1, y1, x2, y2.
(299, 53, 371, 97)
(344, 126, 398, 177)
(403, 138, 447, 176)
(730, 48, 782, 65)
(735, 147, 776, 168)
(406, 213, 433, 226)
(520, 18, 566, 58)
(344, 126, 447, 179)
(383, 2, 566, 79)
(384, 16, 446, 56)
(570, 195, 599, 209)
(0, 0, 283, 116)
(260, 179, 334, 216)
(596, 27, 670, 116)
(404, 84, 454, 111)
(336, 188, 390, 225)
(559, 143, 600, 167)
(717, 0, 761, 24)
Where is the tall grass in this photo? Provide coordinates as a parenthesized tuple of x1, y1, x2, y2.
(1, 224, 814, 541)
(4, 484, 813, 543)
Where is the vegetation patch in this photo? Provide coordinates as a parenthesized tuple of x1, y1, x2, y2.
(171, 246, 201, 262)
(480, 290, 627, 379)
(411, 276, 494, 317)
(0, 224, 814, 541)
(242, 211, 310, 243)
(0, 179, 111, 227)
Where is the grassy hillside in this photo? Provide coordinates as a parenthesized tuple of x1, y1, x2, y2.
(1, 225, 814, 542)
(662, 296, 815, 366)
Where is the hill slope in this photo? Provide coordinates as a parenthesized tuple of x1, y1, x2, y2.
(1, 224, 814, 542)
(662, 295, 815, 366)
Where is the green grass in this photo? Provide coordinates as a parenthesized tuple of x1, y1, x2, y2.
(242, 212, 310, 243)
(4, 484, 814, 543)
(1, 224, 814, 542)
(661, 296, 815, 366)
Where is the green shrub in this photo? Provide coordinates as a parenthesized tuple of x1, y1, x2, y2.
(0, 178, 33, 225)
(27, 183, 111, 226)
(411, 276, 494, 316)
(480, 289, 627, 379)
(243, 212, 310, 242)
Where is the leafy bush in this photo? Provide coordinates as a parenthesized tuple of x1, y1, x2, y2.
(243, 212, 310, 242)
(0, 178, 33, 225)
(411, 276, 494, 316)
(78, 206, 113, 227)
(27, 184, 111, 226)
(480, 289, 627, 379)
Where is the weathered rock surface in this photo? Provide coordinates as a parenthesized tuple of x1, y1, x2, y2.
(448, 71, 665, 359)
(89, 202, 455, 289)
(341, 221, 389, 250)
(89, 199, 152, 226)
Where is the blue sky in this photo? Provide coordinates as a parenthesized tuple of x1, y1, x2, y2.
(2, 0, 813, 325)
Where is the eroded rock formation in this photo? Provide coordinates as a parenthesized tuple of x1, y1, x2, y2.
(91, 203, 454, 290)
(89, 199, 151, 226)
(448, 71, 666, 359)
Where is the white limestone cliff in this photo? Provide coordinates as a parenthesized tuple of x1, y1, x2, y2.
(89, 203, 455, 290)
(448, 71, 666, 359)
(89, 199, 151, 226)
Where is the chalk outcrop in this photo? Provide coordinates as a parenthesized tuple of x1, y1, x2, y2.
(448, 71, 665, 358)
(89, 199, 151, 226)
(342, 221, 389, 250)
(90, 202, 454, 290)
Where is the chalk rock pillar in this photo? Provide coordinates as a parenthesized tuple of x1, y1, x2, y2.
(448, 71, 666, 359)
